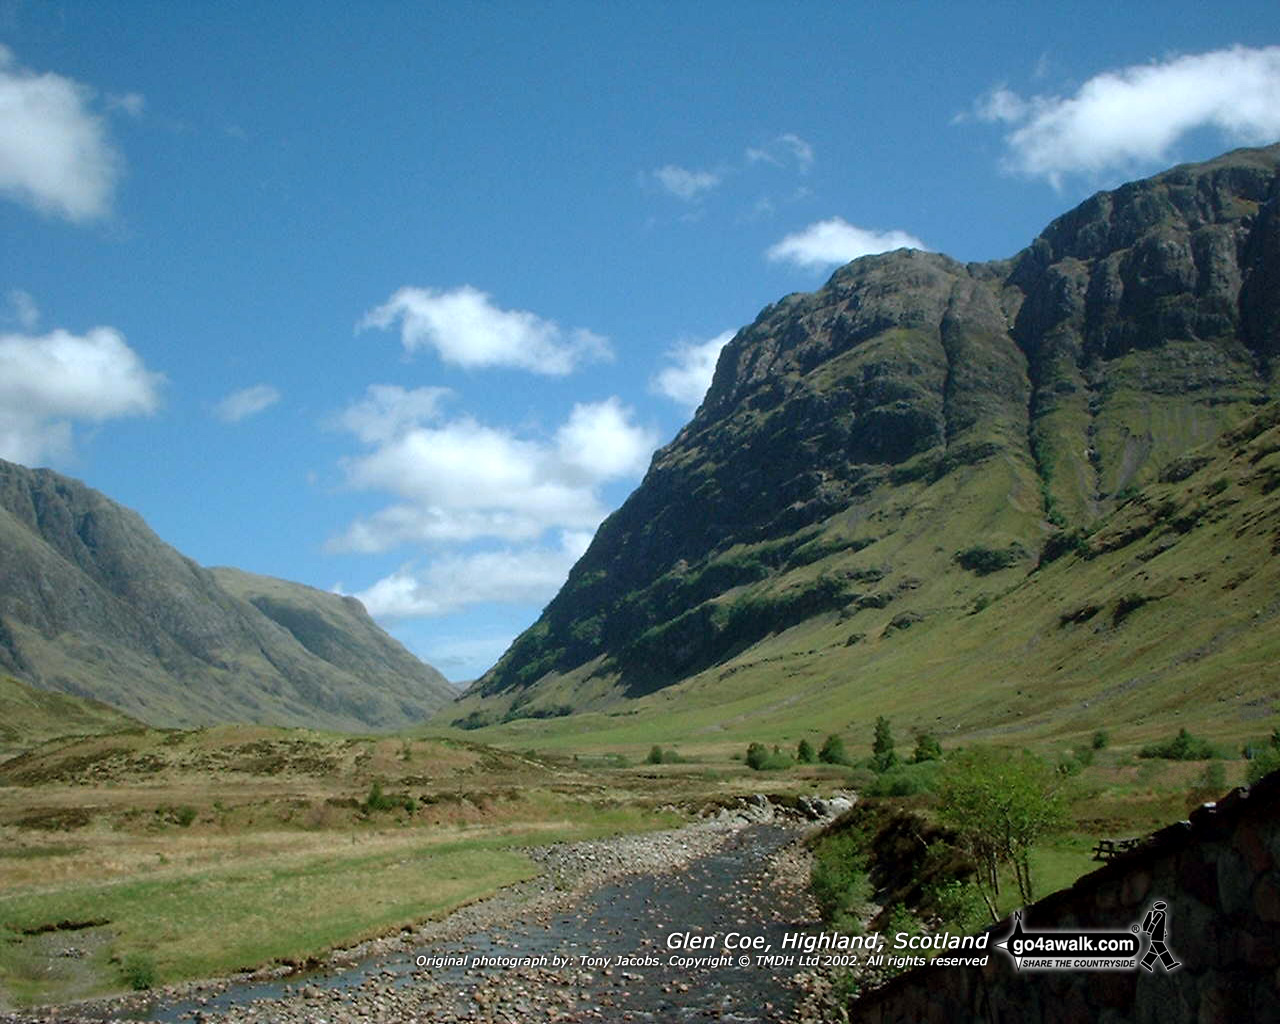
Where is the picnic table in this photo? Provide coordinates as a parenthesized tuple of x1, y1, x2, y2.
(1092, 837, 1142, 861)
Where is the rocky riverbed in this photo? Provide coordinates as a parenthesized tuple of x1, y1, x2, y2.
(1, 796, 852, 1024)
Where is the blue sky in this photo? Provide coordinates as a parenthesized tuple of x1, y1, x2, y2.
(1, 2, 1278, 682)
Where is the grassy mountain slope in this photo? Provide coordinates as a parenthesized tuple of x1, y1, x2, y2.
(446, 400, 1280, 753)
(0, 674, 139, 760)
(451, 144, 1280, 743)
(0, 460, 454, 731)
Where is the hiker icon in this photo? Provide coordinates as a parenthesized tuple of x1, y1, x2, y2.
(1136, 901, 1181, 972)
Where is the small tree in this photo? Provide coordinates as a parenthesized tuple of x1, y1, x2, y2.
(819, 734, 847, 765)
(797, 738, 816, 763)
(911, 732, 942, 763)
(746, 742, 769, 771)
(871, 716, 897, 773)
(938, 747, 1069, 914)
(646, 745, 665, 765)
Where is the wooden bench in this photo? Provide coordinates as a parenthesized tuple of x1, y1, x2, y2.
(1092, 837, 1142, 861)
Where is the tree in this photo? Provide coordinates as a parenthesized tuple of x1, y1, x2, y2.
(938, 747, 1069, 914)
(797, 738, 816, 763)
(746, 742, 769, 771)
(911, 732, 942, 763)
(819, 734, 847, 765)
(871, 716, 897, 772)
(646, 745, 665, 765)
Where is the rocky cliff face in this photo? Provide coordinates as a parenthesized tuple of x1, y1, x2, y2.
(0, 460, 454, 729)
(464, 144, 1280, 715)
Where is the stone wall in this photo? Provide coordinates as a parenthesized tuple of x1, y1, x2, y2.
(850, 769, 1280, 1023)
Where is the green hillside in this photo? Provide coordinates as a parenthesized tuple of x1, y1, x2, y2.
(447, 144, 1280, 752)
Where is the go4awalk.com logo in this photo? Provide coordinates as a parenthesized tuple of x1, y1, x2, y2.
(994, 901, 1182, 973)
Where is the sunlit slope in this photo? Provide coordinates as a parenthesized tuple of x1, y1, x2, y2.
(451, 144, 1280, 738)
(448, 402, 1280, 751)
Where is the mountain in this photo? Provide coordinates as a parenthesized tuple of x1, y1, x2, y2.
(0, 459, 454, 730)
(455, 144, 1280, 735)
(0, 673, 140, 760)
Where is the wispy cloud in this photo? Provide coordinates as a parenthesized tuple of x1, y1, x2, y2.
(0, 325, 164, 465)
(746, 133, 814, 172)
(359, 285, 611, 375)
(651, 330, 734, 410)
(968, 45, 1280, 187)
(5, 289, 39, 331)
(652, 164, 722, 201)
(0, 45, 123, 221)
(213, 383, 281, 423)
(766, 217, 928, 270)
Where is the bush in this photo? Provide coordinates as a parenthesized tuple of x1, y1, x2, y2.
(646, 745, 664, 765)
(174, 805, 197, 828)
(796, 739, 816, 764)
(646, 746, 684, 764)
(1138, 728, 1222, 761)
(745, 742, 792, 771)
(954, 544, 1023, 575)
(911, 732, 942, 763)
(871, 716, 897, 773)
(819, 734, 848, 765)
(121, 952, 156, 991)
(1091, 730, 1110, 751)
(810, 832, 872, 925)
(1246, 746, 1280, 785)
(863, 760, 941, 797)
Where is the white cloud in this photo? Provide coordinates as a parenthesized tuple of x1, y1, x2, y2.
(333, 384, 451, 443)
(330, 388, 657, 553)
(651, 330, 734, 410)
(555, 397, 656, 481)
(972, 46, 1280, 186)
(5, 289, 39, 330)
(746, 133, 815, 172)
(347, 531, 593, 619)
(766, 217, 928, 269)
(213, 383, 281, 423)
(0, 46, 121, 221)
(0, 326, 163, 464)
(106, 92, 145, 118)
(652, 164, 722, 201)
(359, 285, 611, 375)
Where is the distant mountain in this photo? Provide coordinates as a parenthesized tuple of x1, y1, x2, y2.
(457, 144, 1280, 729)
(0, 459, 454, 730)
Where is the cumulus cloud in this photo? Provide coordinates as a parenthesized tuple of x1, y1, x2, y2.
(971, 45, 1280, 186)
(766, 217, 928, 269)
(213, 383, 281, 423)
(0, 46, 122, 221)
(359, 285, 611, 375)
(652, 164, 722, 201)
(347, 531, 593, 619)
(651, 330, 734, 410)
(0, 326, 164, 464)
(330, 387, 657, 553)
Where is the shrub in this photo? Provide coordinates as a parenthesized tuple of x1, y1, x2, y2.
(819, 734, 848, 765)
(646, 745, 665, 765)
(121, 952, 156, 991)
(810, 832, 872, 924)
(1091, 730, 1110, 751)
(796, 739, 816, 764)
(174, 805, 197, 828)
(871, 716, 897, 773)
(863, 760, 941, 797)
(911, 732, 942, 763)
(1138, 728, 1222, 761)
(954, 544, 1023, 575)
(363, 779, 403, 813)
(1246, 745, 1280, 785)
(745, 743, 791, 771)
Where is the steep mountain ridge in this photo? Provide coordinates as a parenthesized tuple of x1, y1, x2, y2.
(0, 459, 454, 730)
(460, 144, 1280, 723)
